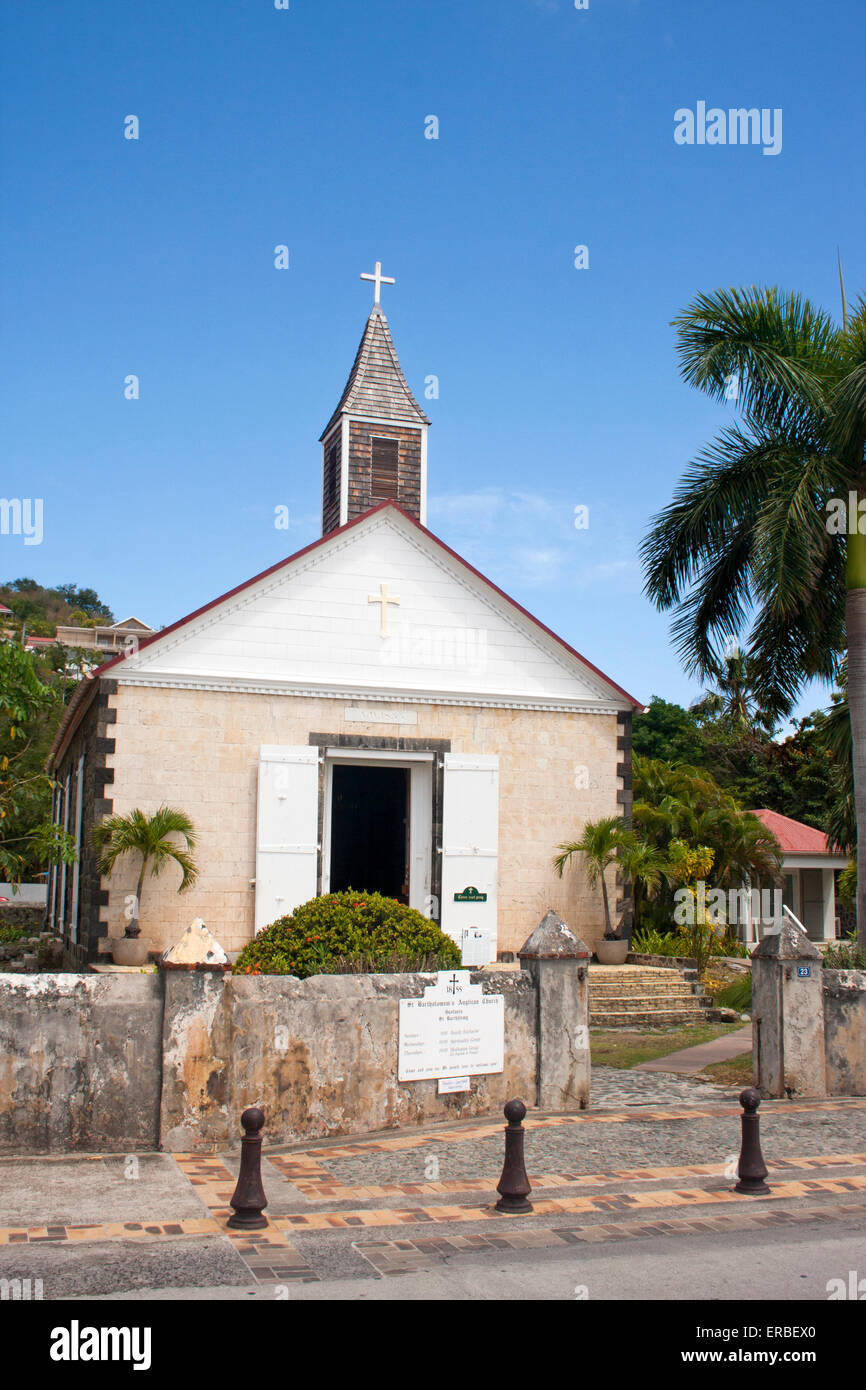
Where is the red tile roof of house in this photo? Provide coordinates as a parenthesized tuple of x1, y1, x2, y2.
(750, 808, 835, 855)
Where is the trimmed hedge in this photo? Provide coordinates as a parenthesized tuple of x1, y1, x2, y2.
(233, 890, 462, 978)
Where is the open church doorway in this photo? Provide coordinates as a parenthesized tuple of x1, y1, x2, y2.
(322, 752, 434, 913)
(329, 764, 409, 902)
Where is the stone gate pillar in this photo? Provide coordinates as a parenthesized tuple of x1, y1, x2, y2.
(518, 909, 591, 1110)
(752, 917, 826, 1098)
(158, 918, 233, 1151)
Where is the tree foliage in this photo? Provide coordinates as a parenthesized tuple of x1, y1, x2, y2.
(0, 643, 76, 882)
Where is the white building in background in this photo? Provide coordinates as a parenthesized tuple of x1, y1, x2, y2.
(746, 808, 848, 945)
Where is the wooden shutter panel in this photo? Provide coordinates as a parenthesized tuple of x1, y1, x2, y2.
(255, 747, 320, 931)
(439, 754, 499, 961)
(326, 444, 338, 510)
(371, 437, 399, 500)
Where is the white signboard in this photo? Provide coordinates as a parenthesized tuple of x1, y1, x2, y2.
(398, 971, 505, 1082)
(460, 927, 492, 967)
(344, 706, 418, 725)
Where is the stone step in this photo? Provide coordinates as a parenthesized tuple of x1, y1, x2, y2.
(590, 1008, 710, 1027)
(591, 966, 684, 977)
(590, 972, 687, 985)
(592, 1000, 708, 1011)
(590, 981, 696, 996)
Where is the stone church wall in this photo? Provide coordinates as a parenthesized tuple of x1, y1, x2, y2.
(100, 684, 622, 958)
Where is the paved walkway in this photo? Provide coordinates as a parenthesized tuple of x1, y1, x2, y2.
(1, 1095, 865, 1297)
(634, 1025, 753, 1075)
(591, 1065, 736, 1106)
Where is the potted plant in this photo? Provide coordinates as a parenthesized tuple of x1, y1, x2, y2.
(554, 818, 664, 965)
(92, 806, 199, 965)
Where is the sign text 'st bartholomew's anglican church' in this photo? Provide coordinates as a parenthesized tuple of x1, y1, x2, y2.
(398, 971, 505, 1082)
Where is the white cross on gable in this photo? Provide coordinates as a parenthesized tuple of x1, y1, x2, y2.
(360, 260, 395, 306)
(368, 582, 400, 637)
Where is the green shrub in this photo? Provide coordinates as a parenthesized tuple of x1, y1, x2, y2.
(715, 973, 752, 1012)
(631, 927, 684, 956)
(233, 890, 462, 978)
(822, 936, 866, 971)
(632, 925, 749, 963)
(0, 923, 27, 944)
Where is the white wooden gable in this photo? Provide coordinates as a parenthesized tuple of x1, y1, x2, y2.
(116, 507, 631, 711)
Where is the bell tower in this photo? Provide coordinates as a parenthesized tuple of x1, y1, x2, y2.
(320, 262, 430, 535)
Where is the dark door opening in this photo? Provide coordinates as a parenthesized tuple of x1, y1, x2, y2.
(329, 764, 409, 903)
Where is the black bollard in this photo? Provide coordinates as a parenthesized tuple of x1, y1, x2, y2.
(734, 1087, 770, 1195)
(227, 1106, 269, 1229)
(495, 1098, 533, 1213)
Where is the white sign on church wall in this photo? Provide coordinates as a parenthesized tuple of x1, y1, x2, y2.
(344, 706, 418, 725)
(398, 970, 505, 1082)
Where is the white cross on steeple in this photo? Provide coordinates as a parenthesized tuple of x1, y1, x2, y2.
(360, 260, 395, 306)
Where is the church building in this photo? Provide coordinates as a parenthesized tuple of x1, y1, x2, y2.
(47, 265, 642, 966)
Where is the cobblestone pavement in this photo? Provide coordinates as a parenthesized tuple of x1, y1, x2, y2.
(308, 1102, 866, 1189)
(591, 1064, 736, 1108)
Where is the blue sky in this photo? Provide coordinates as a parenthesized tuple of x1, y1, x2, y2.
(2, 0, 863, 720)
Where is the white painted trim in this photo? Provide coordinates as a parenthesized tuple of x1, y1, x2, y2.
(115, 674, 626, 714)
(344, 412, 425, 429)
(781, 853, 848, 870)
(69, 753, 85, 943)
(339, 416, 350, 526)
(325, 748, 435, 763)
(822, 867, 836, 940)
(320, 422, 341, 449)
(420, 425, 428, 526)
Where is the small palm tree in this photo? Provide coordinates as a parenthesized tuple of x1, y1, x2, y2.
(92, 806, 198, 938)
(554, 817, 666, 938)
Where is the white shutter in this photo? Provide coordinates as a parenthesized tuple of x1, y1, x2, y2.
(440, 753, 499, 959)
(255, 746, 320, 932)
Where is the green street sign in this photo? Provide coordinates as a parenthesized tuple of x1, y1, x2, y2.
(454, 886, 487, 902)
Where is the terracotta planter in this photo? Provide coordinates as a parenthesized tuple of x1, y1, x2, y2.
(595, 939, 629, 965)
(111, 936, 151, 966)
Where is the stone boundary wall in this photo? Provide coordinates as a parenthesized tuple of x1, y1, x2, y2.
(0, 974, 163, 1153)
(160, 969, 538, 1152)
(823, 969, 866, 1097)
(0, 959, 591, 1154)
(752, 921, 866, 1098)
(0, 903, 45, 934)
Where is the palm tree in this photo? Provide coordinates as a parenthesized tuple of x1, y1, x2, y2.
(816, 665, 856, 854)
(641, 284, 866, 945)
(631, 757, 782, 931)
(691, 645, 776, 734)
(92, 806, 198, 938)
(554, 817, 666, 938)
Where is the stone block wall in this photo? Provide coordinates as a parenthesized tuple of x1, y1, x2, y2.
(823, 969, 866, 1096)
(0, 973, 163, 1152)
(100, 686, 621, 958)
(0, 960, 579, 1153)
(752, 920, 866, 1098)
(160, 969, 537, 1152)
